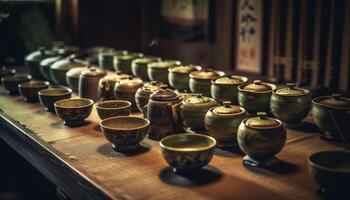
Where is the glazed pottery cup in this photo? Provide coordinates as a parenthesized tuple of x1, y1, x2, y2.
(18, 81, 50, 102)
(38, 87, 72, 112)
(1, 74, 32, 95)
(100, 116, 150, 151)
(96, 100, 131, 120)
(160, 133, 216, 173)
(54, 98, 94, 126)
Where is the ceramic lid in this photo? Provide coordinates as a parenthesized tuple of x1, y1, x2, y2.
(214, 75, 248, 84)
(213, 101, 244, 115)
(244, 80, 273, 92)
(148, 60, 181, 69)
(245, 112, 281, 128)
(80, 67, 107, 77)
(102, 71, 129, 81)
(25, 47, 55, 62)
(169, 64, 201, 74)
(142, 81, 162, 92)
(99, 50, 127, 59)
(190, 69, 224, 80)
(56, 46, 79, 56)
(114, 52, 143, 61)
(319, 94, 350, 108)
(66, 67, 87, 78)
(40, 56, 62, 67)
(51, 57, 86, 71)
(118, 76, 143, 87)
(275, 83, 309, 96)
(150, 85, 178, 101)
(184, 94, 214, 104)
(133, 56, 160, 64)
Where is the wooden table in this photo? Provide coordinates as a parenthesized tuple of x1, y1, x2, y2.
(0, 87, 346, 200)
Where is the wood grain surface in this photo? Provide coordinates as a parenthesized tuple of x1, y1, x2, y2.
(0, 87, 346, 200)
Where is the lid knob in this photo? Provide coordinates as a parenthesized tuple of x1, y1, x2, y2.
(253, 80, 262, 85)
(150, 81, 157, 85)
(332, 93, 341, 100)
(287, 83, 296, 89)
(257, 112, 267, 119)
(223, 101, 231, 107)
(116, 71, 122, 75)
(90, 68, 96, 72)
(160, 84, 168, 90)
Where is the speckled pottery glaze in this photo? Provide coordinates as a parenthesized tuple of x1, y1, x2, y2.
(113, 52, 143, 75)
(135, 81, 163, 113)
(98, 72, 130, 101)
(96, 100, 131, 120)
(211, 75, 248, 104)
(18, 81, 50, 102)
(238, 80, 276, 114)
(131, 56, 161, 81)
(147, 60, 181, 84)
(38, 87, 72, 112)
(1, 74, 32, 95)
(189, 69, 225, 97)
(160, 133, 216, 173)
(168, 65, 201, 92)
(204, 101, 247, 148)
(100, 116, 150, 151)
(271, 83, 311, 128)
(237, 112, 286, 167)
(54, 98, 94, 126)
(114, 76, 143, 111)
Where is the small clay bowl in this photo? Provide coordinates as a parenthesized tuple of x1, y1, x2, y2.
(18, 81, 49, 102)
(54, 98, 93, 126)
(1, 74, 32, 95)
(100, 116, 150, 152)
(96, 100, 131, 120)
(308, 151, 350, 194)
(38, 87, 72, 112)
(160, 133, 216, 173)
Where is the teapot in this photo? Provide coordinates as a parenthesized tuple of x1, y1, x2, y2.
(98, 71, 129, 101)
(146, 85, 183, 140)
(78, 67, 107, 102)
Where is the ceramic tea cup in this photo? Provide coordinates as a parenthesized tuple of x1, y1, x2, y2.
(18, 80, 49, 102)
(1, 74, 32, 95)
(38, 87, 72, 112)
(96, 100, 131, 120)
(54, 98, 93, 126)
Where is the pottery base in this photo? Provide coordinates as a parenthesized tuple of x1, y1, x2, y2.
(112, 144, 140, 152)
(64, 120, 86, 127)
(243, 155, 278, 167)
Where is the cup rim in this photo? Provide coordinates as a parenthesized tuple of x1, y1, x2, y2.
(54, 98, 93, 109)
(100, 116, 150, 131)
(38, 88, 72, 96)
(308, 151, 350, 174)
(160, 133, 216, 152)
(96, 100, 131, 110)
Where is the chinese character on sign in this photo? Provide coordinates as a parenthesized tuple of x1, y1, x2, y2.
(240, 0, 256, 42)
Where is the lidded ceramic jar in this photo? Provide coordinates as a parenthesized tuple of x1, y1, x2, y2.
(98, 71, 130, 101)
(135, 81, 163, 113)
(271, 83, 311, 128)
(189, 69, 225, 97)
(205, 101, 247, 148)
(131, 56, 161, 81)
(147, 60, 181, 84)
(25, 47, 56, 80)
(114, 76, 143, 111)
(146, 85, 183, 140)
(180, 94, 218, 132)
(211, 75, 248, 104)
(168, 64, 201, 92)
(78, 67, 107, 102)
(50, 57, 86, 86)
(238, 80, 276, 114)
(98, 50, 127, 71)
(0, 67, 16, 84)
(40, 56, 63, 82)
(237, 112, 286, 167)
(66, 66, 88, 92)
(312, 94, 350, 142)
(113, 52, 143, 75)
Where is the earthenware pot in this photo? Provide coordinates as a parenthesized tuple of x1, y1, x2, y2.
(66, 66, 88, 93)
(78, 47, 115, 65)
(40, 56, 63, 82)
(205, 101, 247, 148)
(38, 87, 72, 112)
(147, 60, 181, 84)
(271, 83, 311, 128)
(113, 52, 143, 75)
(18, 81, 49, 102)
(308, 151, 350, 194)
(98, 71, 130, 101)
(50, 57, 86, 86)
(238, 80, 276, 114)
(211, 75, 248, 104)
(135, 81, 163, 112)
(180, 94, 218, 132)
(79, 67, 107, 102)
(168, 64, 201, 92)
(100, 116, 149, 151)
(237, 112, 286, 167)
(114, 76, 143, 111)
(96, 100, 131, 120)
(98, 50, 127, 71)
(25, 47, 56, 80)
(145, 85, 183, 140)
(0, 67, 16, 84)
(131, 56, 161, 81)
(54, 98, 94, 126)
(160, 133, 216, 173)
(1, 74, 32, 95)
(189, 69, 225, 97)
(312, 94, 350, 143)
